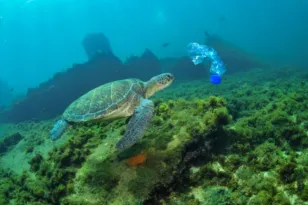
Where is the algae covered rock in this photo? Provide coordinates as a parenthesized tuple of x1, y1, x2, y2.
(63, 96, 231, 205)
(0, 132, 23, 154)
(2, 67, 308, 205)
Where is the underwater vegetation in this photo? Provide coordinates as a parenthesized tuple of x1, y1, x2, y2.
(0, 67, 307, 204)
(0, 133, 23, 154)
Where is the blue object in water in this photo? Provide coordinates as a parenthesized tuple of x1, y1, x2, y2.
(187, 42, 226, 83)
(210, 74, 221, 84)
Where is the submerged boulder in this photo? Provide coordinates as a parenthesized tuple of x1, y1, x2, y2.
(82, 33, 113, 60)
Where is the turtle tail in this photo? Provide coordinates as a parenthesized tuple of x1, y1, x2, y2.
(50, 119, 68, 141)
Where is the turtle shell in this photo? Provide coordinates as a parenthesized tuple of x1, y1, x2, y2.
(63, 79, 144, 122)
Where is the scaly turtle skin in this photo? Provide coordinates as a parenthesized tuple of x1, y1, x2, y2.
(50, 73, 174, 149)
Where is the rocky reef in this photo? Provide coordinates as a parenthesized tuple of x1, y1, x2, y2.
(0, 66, 307, 205)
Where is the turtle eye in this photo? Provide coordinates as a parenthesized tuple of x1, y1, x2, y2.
(166, 74, 173, 80)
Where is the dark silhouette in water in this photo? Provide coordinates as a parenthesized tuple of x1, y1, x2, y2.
(124, 49, 161, 81)
(82, 33, 113, 60)
(204, 32, 264, 72)
(162, 42, 171, 48)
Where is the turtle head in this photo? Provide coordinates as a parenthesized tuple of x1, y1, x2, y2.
(145, 73, 174, 98)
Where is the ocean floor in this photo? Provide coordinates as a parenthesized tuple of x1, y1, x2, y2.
(0, 67, 308, 205)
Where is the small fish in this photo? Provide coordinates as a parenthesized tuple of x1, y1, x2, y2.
(162, 42, 171, 48)
(10, 88, 14, 92)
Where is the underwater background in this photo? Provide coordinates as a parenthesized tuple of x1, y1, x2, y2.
(0, 0, 308, 204)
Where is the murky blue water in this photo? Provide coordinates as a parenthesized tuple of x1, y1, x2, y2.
(0, 0, 307, 98)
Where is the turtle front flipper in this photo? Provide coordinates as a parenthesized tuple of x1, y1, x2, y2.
(50, 119, 68, 141)
(116, 99, 154, 149)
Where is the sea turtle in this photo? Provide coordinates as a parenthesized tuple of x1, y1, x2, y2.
(50, 73, 174, 149)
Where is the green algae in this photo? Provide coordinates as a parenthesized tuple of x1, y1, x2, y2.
(64, 96, 230, 205)
(0, 67, 308, 204)
(0, 132, 23, 154)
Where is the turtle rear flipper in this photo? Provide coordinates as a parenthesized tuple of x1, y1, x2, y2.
(116, 99, 154, 149)
(50, 119, 68, 141)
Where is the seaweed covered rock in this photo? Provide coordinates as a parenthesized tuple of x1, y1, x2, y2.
(1, 67, 308, 205)
(62, 96, 231, 205)
(0, 96, 230, 205)
(0, 132, 23, 154)
(229, 90, 308, 154)
(10, 132, 96, 204)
